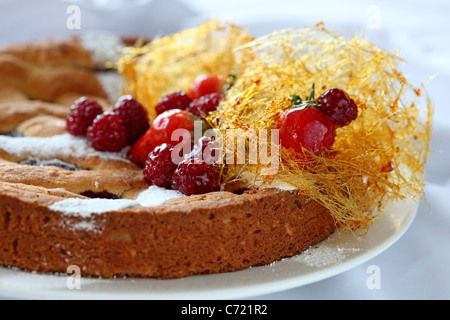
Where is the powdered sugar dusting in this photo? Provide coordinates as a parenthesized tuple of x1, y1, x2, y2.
(69, 220, 101, 232)
(0, 134, 130, 162)
(49, 186, 184, 216)
(135, 186, 183, 207)
(49, 186, 184, 233)
(58, 218, 107, 234)
(292, 244, 362, 268)
(49, 198, 137, 217)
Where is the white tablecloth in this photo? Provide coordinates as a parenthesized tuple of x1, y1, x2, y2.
(0, 0, 449, 299)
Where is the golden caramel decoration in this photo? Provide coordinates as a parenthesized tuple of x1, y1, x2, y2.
(209, 25, 433, 234)
(118, 19, 253, 121)
(118, 21, 432, 234)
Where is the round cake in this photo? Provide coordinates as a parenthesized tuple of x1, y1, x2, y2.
(0, 21, 430, 279)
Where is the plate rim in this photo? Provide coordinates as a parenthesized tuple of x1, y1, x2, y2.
(0, 198, 419, 300)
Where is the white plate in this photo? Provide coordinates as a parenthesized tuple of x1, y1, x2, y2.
(0, 198, 418, 300)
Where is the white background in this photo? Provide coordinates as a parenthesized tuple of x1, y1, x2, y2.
(0, 0, 449, 299)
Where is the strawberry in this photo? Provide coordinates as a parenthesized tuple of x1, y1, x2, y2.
(277, 84, 336, 156)
(128, 109, 197, 166)
(277, 106, 336, 156)
(188, 75, 225, 99)
(128, 128, 155, 166)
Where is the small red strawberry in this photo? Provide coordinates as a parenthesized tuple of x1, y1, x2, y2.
(277, 84, 336, 156)
(128, 129, 154, 166)
(128, 109, 197, 166)
(277, 106, 336, 156)
(188, 75, 225, 99)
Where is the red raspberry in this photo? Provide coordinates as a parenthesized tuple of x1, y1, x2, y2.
(143, 143, 178, 188)
(171, 157, 220, 195)
(113, 95, 150, 144)
(187, 92, 222, 118)
(87, 113, 128, 152)
(316, 88, 358, 127)
(66, 97, 103, 136)
(277, 107, 336, 156)
(190, 136, 221, 164)
(188, 75, 225, 99)
(154, 90, 192, 115)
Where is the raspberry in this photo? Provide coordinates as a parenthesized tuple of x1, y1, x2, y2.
(171, 157, 220, 195)
(316, 88, 358, 127)
(66, 97, 103, 136)
(154, 90, 192, 115)
(143, 143, 178, 188)
(187, 92, 222, 118)
(113, 95, 150, 144)
(87, 113, 128, 152)
(277, 107, 336, 156)
(190, 136, 221, 164)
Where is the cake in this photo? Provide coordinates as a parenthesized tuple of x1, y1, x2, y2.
(0, 21, 431, 279)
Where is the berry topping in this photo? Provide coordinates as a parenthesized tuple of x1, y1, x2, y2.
(187, 92, 222, 118)
(128, 129, 154, 167)
(317, 88, 358, 127)
(154, 90, 192, 115)
(87, 113, 128, 152)
(129, 109, 197, 166)
(277, 107, 336, 156)
(113, 95, 150, 145)
(143, 143, 178, 188)
(66, 97, 103, 136)
(188, 75, 225, 99)
(171, 157, 220, 195)
(190, 136, 220, 164)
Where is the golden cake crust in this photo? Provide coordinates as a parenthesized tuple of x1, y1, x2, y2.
(0, 53, 108, 102)
(0, 37, 95, 68)
(0, 100, 69, 133)
(0, 182, 335, 279)
(0, 36, 336, 279)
